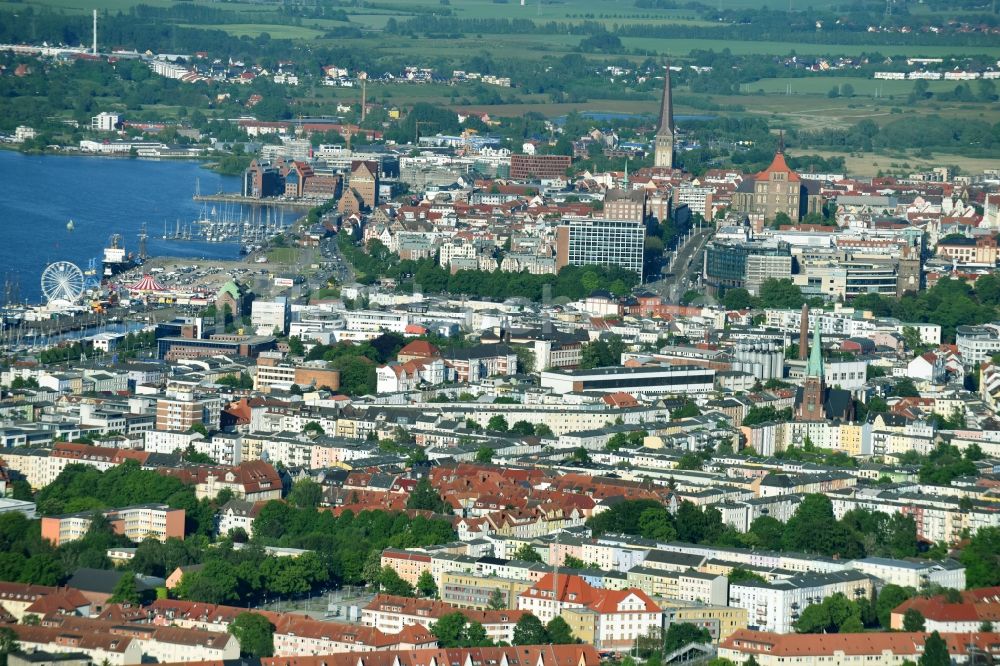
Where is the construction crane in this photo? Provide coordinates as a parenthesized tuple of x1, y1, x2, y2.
(414, 120, 435, 145)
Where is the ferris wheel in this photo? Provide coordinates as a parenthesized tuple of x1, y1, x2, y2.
(41, 261, 85, 305)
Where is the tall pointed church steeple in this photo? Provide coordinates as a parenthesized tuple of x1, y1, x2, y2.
(658, 62, 675, 134)
(653, 63, 675, 170)
(806, 322, 824, 378)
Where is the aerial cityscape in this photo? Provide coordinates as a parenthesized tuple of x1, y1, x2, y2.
(1, 0, 1000, 664)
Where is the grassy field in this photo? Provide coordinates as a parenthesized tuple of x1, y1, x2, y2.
(180, 23, 328, 39)
(745, 76, 960, 96)
(803, 150, 1000, 178)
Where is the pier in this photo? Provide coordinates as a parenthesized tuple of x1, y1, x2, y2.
(193, 194, 316, 209)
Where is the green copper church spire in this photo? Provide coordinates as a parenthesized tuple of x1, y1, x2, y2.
(806, 322, 824, 378)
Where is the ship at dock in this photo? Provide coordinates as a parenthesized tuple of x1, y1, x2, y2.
(102, 231, 145, 278)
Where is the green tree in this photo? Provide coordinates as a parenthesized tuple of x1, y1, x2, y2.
(510, 420, 536, 436)
(287, 336, 305, 356)
(744, 516, 785, 551)
(303, 421, 325, 436)
(0, 627, 19, 666)
(229, 612, 275, 657)
(108, 573, 140, 604)
(903, 608, 926, 632)
(675, 452, 703, 470)
(475, 447, 494, 464)
(919, 631, 949, 666)
(176, 560, 239, 604)
(487, 587, 507, 610)
(672, 401, 701, 419)
(487, 415, 509, 432)
(287, 479, 322, 509)
(638, 506, 677, 541)
(432, 612, 468, 647)
(794, 602, 832, 633)
(379, 566, 415, 597)
(876, 584, 915, 629)
(727, 568, 767, 584)
(962, 527, 1000, 588)
(417, 570, 438, 598)
(722, 288, 753, 310)
(9, 480, 32, 501)
(512, 613, 548, 645)
(513, 543, 542, 563)
(546, 616, 575, 644)
(663, 622, 711, 652)
(757, 278, 804, 309)
(534, 424, 554, 438)
(464, 621, 492, 647)
(407, 477, 450, 514)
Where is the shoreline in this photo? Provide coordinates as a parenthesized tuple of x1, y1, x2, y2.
(0, 143, 244, 176)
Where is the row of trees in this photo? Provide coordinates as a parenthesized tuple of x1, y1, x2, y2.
(586, 494, 919, 560)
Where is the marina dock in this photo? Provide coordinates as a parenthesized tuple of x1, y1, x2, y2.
(193, 194, 315, 209)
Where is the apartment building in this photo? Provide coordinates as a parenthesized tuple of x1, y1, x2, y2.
(849, 557, 965, 590)
(517, 574, 662, 651)
(264, 645, 602, 666)
(41, 504, 185, 546)
(39, 616, 239, 664)
(957, 323, 1000, 365)
(361, 595, 526, 644)
(272, 616, 436, 657)
(661, 600, 749, 643)
(719, 629, 1000, 666)
(254, 359, 341, 393)
(381, 549, 433, 586)
(8, 625, 141, 666)
(0, 582, 90, 622)
(728, 570, 875, 634)
(439, 571, 532, 610)
(155, 394, 222, 432)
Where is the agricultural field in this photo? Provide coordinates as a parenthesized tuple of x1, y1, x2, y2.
(800, 150, 1000, 177)
(180, 24, 329, 40)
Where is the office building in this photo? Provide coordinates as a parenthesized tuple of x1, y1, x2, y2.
(251, 297, 290, 335)
(555, 217, 644, 279)
(541, 364, 715, 397)
(703, 239, 791, 295)
(509, 154, 571, 181)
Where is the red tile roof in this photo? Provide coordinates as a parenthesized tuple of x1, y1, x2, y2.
(754, 150, 800, 182)
(259, 645, 601, 666)
(721, 629, 1000, 658)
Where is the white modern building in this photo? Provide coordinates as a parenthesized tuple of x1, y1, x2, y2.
(541, 364, 715, 397)
(251, 297, 290, 335)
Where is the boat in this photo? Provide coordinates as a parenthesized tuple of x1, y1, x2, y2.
(102, 234, 140, 278)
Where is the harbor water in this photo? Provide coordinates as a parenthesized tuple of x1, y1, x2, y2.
(0, 150, 249, 303)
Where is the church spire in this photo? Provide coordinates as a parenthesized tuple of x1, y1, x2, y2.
(658, 62, 675, 135)
(653, 63, 675, 169)
(806, 322, 824, 378)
